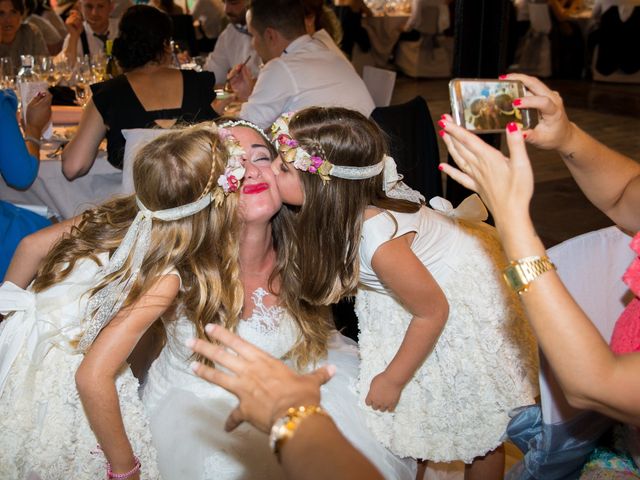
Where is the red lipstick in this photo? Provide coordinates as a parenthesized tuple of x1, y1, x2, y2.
(243, 183, 269, 194)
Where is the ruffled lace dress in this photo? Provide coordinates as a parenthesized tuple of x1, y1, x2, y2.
(356, 202, 539, 462)
(142, 288, 416, 480)
(0, 253, 160, 479)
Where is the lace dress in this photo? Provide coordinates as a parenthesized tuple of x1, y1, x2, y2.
(356, 204, 539, 463)
(0, 254, 160, 479)
(142, 288, 416, 480)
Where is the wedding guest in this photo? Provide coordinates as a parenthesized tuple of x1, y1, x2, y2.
(302, 0, 343, 49)
(0, 0, 47, 67)
(24, 0, 63, 54)
(0, 89, 52, 279)
(150, 0, 183, 15)
(230, 0, 374, 129)
(190, 324, 386, 480)
(203, 0, 261, 85)
(439, 72, 639, 476)
(61, 5, 218, 176)
(60, 0, 118, 65)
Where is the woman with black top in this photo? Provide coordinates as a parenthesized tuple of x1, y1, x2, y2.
(62, 5, 219, 178)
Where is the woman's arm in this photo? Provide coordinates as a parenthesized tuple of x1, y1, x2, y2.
(23, 90, 53, 159)
(190, 325, 384, 480)
(75, 274, 180, 477)
(507, 73, 640, 232)
(440, 119, 640, 425)
(61, 99, 107, 180)
(3, 217, 78, 286)
(365, 232, 449, 412)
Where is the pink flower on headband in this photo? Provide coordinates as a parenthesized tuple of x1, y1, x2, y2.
(311, 156, 323, 169)
(227, 175, 239, 192)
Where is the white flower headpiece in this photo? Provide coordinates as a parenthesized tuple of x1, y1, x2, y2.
(270, 112, 425, 204)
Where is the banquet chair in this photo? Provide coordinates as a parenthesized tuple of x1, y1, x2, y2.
(510, 1, 552, 78)
(506, 226, 633, 480)
(362, 66, 396, 107)
(394, 3, 452, 78)
(370, 96, 442, 201)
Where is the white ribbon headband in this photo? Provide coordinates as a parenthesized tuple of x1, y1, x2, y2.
(78, 194, 213, 351)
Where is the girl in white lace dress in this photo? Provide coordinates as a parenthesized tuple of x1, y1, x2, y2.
(0, 124, 246, 479)
(269, 108, 539, 477)
(142, 120, 416, 480)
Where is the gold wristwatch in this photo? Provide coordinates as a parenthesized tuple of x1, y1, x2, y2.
(269, 405, 327, 460)
(503, 255, 556, 294)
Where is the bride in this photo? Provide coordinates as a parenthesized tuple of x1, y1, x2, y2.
(141, 119, 416, 480)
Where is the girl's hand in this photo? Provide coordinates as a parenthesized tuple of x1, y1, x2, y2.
(365, 372, 403, 412)
(438, 116, 534, 227)
(503, 73, 576, 152)
(24, 91, 52, 137)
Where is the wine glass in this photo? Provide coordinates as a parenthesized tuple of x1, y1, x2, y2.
(0, 57, 15, 90)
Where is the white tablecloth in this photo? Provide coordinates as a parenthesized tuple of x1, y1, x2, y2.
(0, 150, 123, 220)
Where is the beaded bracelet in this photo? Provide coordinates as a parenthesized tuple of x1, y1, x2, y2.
(107, 456, 141, 479)
(269, 405, 328, 461)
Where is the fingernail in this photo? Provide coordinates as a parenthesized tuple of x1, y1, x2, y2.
(523, 133, 528, 139)
(326, 364, 337, 376)
(440, 114, 446, 120)
(507, 122, 518, 133)
(190, 361, 200, 372)
(513, 98, 522, 107)
(205, 323, 215, 334)
(437, 119, 446, 129)
(185, 338, 196, 348)
(438, 130, 446, 137)
(438, 164, 444, 171)
(499, 74, 508, 79)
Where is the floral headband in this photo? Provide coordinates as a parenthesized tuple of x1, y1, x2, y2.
(269, 112, 426, 204)
(209, 126, 246, 207)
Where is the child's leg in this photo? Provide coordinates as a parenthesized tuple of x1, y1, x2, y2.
(415, 459, 427, 480)
(464, 444, 505, 480)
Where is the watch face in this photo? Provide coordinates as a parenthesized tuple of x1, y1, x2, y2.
(503, 266, 525, 292)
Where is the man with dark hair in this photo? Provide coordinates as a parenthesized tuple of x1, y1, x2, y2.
(203, 0, 260, 86)
(231, 0, 374, 129)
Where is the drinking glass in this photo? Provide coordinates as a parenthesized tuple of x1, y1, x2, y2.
(0, 57, 15, 90)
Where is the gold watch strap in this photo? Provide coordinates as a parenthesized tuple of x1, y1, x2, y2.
(503, 255, 556, 294)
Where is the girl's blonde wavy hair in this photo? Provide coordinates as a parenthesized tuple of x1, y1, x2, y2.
(32, 124, 244, 356)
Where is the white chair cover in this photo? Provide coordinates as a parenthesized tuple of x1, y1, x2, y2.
(362, 66, 396, 107)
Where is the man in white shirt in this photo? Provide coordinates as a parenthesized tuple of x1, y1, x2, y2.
(231, 0, 375, 129)
(60, 0, 119, 65)
(203, 0, 260, 85)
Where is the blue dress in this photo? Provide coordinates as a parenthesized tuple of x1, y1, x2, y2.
(0, 89, 50, 278)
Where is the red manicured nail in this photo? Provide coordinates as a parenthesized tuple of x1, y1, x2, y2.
(523, 133, 528, 139)
(507, 122, 518, 133)
(513, 98, 522, 107)
(438, 164, 444, 171)
(499, 74, 508, 79)
(438, 130, 446, 137)
(437, 119, 446, 128)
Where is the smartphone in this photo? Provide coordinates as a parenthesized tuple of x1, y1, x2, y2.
(449, 78, 537, 133)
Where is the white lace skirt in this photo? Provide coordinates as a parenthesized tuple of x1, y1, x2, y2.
(0, 341, 160, 479)
(356, 224, 539, 463)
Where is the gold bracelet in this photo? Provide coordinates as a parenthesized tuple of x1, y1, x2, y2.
(503, 254, 556, 294)
(269, 405, 328, 461)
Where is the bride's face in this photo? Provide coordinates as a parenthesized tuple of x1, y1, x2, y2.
(232, 126, 282, 223)
(271, 156, 304, 206)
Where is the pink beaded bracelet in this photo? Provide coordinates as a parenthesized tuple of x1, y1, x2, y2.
(107, 456, 141, 479)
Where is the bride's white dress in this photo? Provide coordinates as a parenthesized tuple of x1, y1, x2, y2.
(142, 288, 416, 480)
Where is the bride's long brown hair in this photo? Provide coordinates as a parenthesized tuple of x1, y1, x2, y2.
(32, 124, 244, 353)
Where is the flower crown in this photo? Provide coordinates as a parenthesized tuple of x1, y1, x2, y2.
(211, 127, 246, 207)
(270, 113, 334, 183)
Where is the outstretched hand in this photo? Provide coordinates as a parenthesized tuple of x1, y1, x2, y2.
(189, 324, 335, 433)
(438, 116, 534, 227)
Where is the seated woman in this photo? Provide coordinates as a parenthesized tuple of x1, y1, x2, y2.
(61, 5, 218, 178)
(0, 0, 47, 67)
(1, 89, 52, 279)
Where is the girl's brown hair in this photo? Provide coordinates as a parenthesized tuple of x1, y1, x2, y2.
(33, 124, 243, 354)
(288, 107, 420, 306)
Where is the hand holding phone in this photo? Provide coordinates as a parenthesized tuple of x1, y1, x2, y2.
(449, 78, 537, 133)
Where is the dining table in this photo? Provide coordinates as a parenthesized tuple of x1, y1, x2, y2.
(360, 12, 410, 68)
(0, 106, 123, 220)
